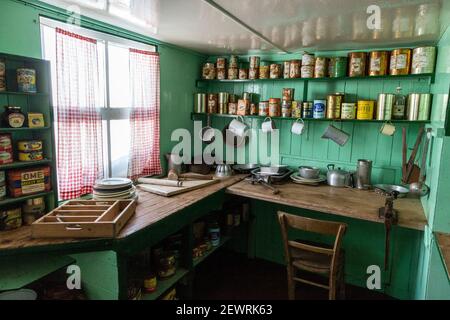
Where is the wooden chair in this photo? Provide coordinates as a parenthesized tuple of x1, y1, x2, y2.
(277, 211, 347, 300)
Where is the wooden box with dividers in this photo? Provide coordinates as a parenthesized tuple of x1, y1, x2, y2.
(31, 199, 137, 238)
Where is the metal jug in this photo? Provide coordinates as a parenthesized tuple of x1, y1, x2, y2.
(355, 159, 372, 189)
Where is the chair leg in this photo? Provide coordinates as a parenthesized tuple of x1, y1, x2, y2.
(329, 279, 336, 300)
(338, 264, 346, 300)
(287, 266, 296, 300)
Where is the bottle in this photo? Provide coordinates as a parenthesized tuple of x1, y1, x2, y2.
(393, 87, 406, 120)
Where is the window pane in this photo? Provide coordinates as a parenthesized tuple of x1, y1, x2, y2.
(110, 119, 131, 177)
(108, 43, 131, 108)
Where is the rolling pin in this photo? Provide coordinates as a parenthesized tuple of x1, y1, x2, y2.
(138, 177, 183, 187)
(179, 173, 214, 180)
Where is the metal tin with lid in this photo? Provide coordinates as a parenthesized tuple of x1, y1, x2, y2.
(216, 57, 227, 69)
(283, 61, 290, 79)
(202, 63, 216, 79)
(390, 49, 411, 75)
(282, 88, 294, 102)
(270, 64, 281, 79)
(328, 57, 347, 78)
(302, 102, 313, 118)
(313, 100, 326, 119)
(228, 67, 238, 80)
(229, 55, 239, 68)
(216, 68, 226, 80)
(269, 98, 281, 117)
(341, 103, 356, 119)
(357, 100, 375, 120)
(348, 52, 367, 77)
(411, 47, 436, 74)
(289, 60, 301, 78)
(249, 56, 260, 69)
(369, 51, 389, 76)
(281, 100, 292, 118)
(407, 94, 421, 120)
(302, 53, 315, 66)
(194, 93, 207, 113)
(17, 68, 37, 93)
(314, 57, 328, 78)
(376, 94, 395, 120)
(326, 93, 344, 119)
(258, 101, 269, 117)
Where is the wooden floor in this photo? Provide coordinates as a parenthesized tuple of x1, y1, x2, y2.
(193, 250, 393, 300)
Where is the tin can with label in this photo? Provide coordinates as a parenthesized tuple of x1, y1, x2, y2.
(289, 60, 301, 78)
(258, 101, 269, 116)
(18, 140, 43, 152)
(249, 68, 259, 80)
(250, 103, 258, 115)
(228, 102, 237, 115)
(283, 61, 290, 79)
(239, 68, 248, 80)
(229, 55, 239, 68)
(369, 51, 389, 76)
(313, 100, 326, 119)
(282, 88, 294, 101)
(219, 92, 229, 106)
(376, 93, 395, 120)
(217, 57, 227, 69)
(411, 47, 436, 74)
(269, 98, 281, 117)
(314, 57, 328, 78)
(242, 92, 253, 102)
(418, 93, 431, 120)
(390, 49, 411, 75)
(217, 68, 226, 80)
(357, 100, 375, 120)
(302, 102, 313, 118)
(17, 68, 37, 93)
(259, 64, 270, 79)
(228, 67, 238, 80)
(237, 99, 250, 116)
(249, 56, 260, 69)
(207, 94, 218, 113)
(291, 101, 302, 118)
(326, 93, 343, 119)
(281, 100, 292, 118)
(328, 57, 347, 78)
(406, 94, 421, 120)
(302, 53, 315, 66)
(202, 63, 216, 79)
(270, 64, 281, 79)
(0, 61, 5, 92)
(348, 52, 367, 77)
(341, 103, 356, 119)
(301, 65, 314, 78)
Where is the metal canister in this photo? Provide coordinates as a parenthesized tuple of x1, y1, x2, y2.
(356, 100, 375, 120)
(218, 92, 229, 105)
(376, 94, 395, 120)
(207, 94, 218, 113)
(281, 100, 292, 118)
(228, 102, 237, 115)
(270, 64, 281, 79)
(289, 60, 301, 78)
(194, 93, 207, 113)
(314, 57, 328, 78)
(249, 56, 260, 69)
(302, 53, 315, 66)
(202, 63, 216, 79)
(407, 93, 421, 120)
(412, 47, 436, 74)
(0, 61, 5, 92)
(369, 51, 389, 76)
(217, 68, 226, 80)
(313, 100, 326, 119)
(418, 94, 432, 120)
(291, 101, 302, 118)
(328, 57, 347, 78)
(17, 68, 37, 93)
(237, 99, 250, 116)
(242, 92, 253, 102)
(326, 93, 343, 119)
(348, 52, 367, 77)
(302, 102, 313, 118)
(249, 68, 259, 80)
(259, 62, 270, 79)
(341, 103, 356, 119)
(282, 88, 294, 101)
(250, 103, 258, 115)
(217, 57, 227, 69)
(229, 55, 239, 68)
(301, 65, 314, 78)
(269, 98, 281, 117)
(283, 61, 290, 79)
(258, 101, 269, 116)
(239, 68, 248, 80)
(228, 67, 238, 80)
(390, 49, 411, 75)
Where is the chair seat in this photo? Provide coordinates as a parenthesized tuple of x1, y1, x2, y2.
(290, 244, 344, 274)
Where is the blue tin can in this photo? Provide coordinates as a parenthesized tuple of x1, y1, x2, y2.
(313, 100, 326, 119)
(17, 68, 37, 93)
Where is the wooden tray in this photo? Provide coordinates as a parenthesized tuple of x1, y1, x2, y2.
(31, 200, 137, 239)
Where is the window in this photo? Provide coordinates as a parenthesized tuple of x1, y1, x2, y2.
(40, 17, 159, 199)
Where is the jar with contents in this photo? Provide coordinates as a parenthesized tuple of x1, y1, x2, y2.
(157, 253, 176, 279)
(22, 197, 46, 225)
(208, 222, 221, 247)
(2, 106, 25, 128)
(393, 87, 406, 120)
(0, 206, 22, 231)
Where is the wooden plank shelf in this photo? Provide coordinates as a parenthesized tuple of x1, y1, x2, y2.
(0, 127, 51, 132)
(0, 91, 48, 96)
(193, 236, 230, 267)
(0, 159, 52, 170)
(0, 191, 54, 206)
(141, 267, 190, 300)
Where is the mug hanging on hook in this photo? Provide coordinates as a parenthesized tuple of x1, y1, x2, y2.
(228, 115, 248, 137)
(380, 121, 396, 136)
(261, 117, 276, 133)
(291, 118, 305, 135)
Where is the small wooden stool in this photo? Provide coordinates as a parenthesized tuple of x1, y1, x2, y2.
(277, 211, 347, 300)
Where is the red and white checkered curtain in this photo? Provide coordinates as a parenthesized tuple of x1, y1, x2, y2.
(127, 48, 162, 180)
(55, 28, 104, 200)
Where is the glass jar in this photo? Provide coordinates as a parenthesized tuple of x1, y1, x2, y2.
(2, 106, 25, 128)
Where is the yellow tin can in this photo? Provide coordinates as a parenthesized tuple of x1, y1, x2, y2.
(18, 151, 44, 162)
(357, 100, 375, 120)
(18, 140, 43, 152)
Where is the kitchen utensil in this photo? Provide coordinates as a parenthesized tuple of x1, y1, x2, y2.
(229, 116, 248, 137)
(248, 177, 280, 194)
(165, 153, 185, 175)
(261, 117, 276, 133)
(250, 168, 293, 184)
(402, 127, 424, 184)
(355, 159, 372, 190)
(199, 114, 215, 144)
(189, 161, 211, 175)
(321, 124, 350, 146)
(232, 163, 260, 173)
(179, 173, 214, 180)
(298, 166, 320, 179)
(402, 127, 407, 179)
(215, 164, 233, 178)
(291, 118, 305, 135)
(326, 164, 353, 187)
(138, 177, 183, 187)
(409, 128, 431, 197)
(223, 124, 248, 148)
(380, 122, 396, 136)
(139, 179, 219, 197)
(290, 172, 327, 185)
(259, 165, 289, 175)
(373, 184, 409, 198)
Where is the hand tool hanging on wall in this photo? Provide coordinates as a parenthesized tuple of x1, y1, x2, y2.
(402, 127, 424, 184)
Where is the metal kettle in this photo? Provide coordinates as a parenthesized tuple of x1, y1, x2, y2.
(326, 164, 353, 187)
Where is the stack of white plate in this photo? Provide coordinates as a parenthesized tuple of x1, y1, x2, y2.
(290, 172, 327, 186)
(93, 178, 137, 200)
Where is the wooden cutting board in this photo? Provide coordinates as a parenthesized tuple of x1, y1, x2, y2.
(137, 179, 219, 197)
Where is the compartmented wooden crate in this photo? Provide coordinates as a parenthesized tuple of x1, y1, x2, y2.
(31, 200, 137, 238)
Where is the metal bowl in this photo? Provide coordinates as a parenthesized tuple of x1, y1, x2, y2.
(232, 163, 260, 173)
(299, 166, 321, 179)
(374, 184, 410, 198)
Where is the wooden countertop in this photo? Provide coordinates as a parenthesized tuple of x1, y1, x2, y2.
(226, 180, 427, 231)
(0, 175, 246, 254)
(435, 232, 450, 281)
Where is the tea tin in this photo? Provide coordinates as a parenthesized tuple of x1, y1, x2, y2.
(390, 49, 411, 75)
(207, 94, 218, 113)
(411, 46, 436, 74)
(228, 67, 238, 80)
(268, 98, 281, 117)
(314, 57, 328, 78)
(357, 100, 375, 120)
(229, 55, 239, 68)
(228, 102, 237, 115)
(289, 60, 301, 78)
(258, 101, 269, 116)
(341, 103, 356, 119)
(291, 101, 302, 118)
(249, 56, 260, 69)
(202, 63, 216, 79)
(249, 68, 259, 80)
(348, 52, 367, 77)
(302, 102, 313, 118)
(270, 64, 281, 79)
(217, 57, 227, 69)
(328, 57, 347, 78)
(237, 99, 250, 116)
(216, 68, 226, 80)
(259, 65, 270, 79)
(281, 100, 292, 118)
(301, 65, 314, 78)
(283, 61, 290, 79)
(302, 53, 315, 66)
(282, 88, 295, 101)
(326, 93, 343, 119)
(238, 68, 248, 80)
(313, 100, 326, 119)
(17, 68, 37, 93)
(369, 51, 389, 76)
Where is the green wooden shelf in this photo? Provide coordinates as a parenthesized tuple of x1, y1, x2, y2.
(193, 236, 231, 267)
(0, 91, 48, 96)
(0, 127, 51, 132)
(0, 191, 54, 206)
(191, 112, 430, 124)
(141, 267, 190, 300)
(0, 159, 52, 170)
(196, 73, 434, 85)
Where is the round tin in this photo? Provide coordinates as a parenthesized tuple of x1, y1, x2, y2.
(228, 67, 238, 80)
(17, 140, 43, 152)
(326, 93, 343, 119)
(249, 68, 259, 80)
(341, 103, 356, 119)
(412, 46, 436, 74)
(283, 61, 290, 79)
(418, 93, 431, 120)
(282, 88, 295, 101)
(376, 93, 395, 120)
(328, 57, 347, 78)
(259, 65, 270, 79)
(18, 151, 44, 162)
(313, 100, 326, 119)
(17, 68, 37, 93)
(242, 92, 253, 102)
(218, 92, 229, 104)
(249, 56, 260, 69)
(281, 100, 292, 118)
(302, 102, 313, 118)
(228, 102, 237, 115)
(270, 64, 281, 79)
(348, 52, 367, 77)
(217, 57, 227, 69)
(289, 60, 301, 78)
(269, 98, 281, 117)
(407, 93, 421, 120)
(301, 65, 314, 78)
(291, 101, 302, 118)
(314, 57, 328, 78)
(250, 103, 258, 115)
(239, 68, 248, 80)
(229, 55, 239, 68)
(357, 100, 375, 120)
(258, 101, 269, 117)
(207, 94, 218, 114)
(390, 49, 411, 75)
(369, 51, 389, 76)
(302, 53, 315, 66)
(216, 68, 226, 80)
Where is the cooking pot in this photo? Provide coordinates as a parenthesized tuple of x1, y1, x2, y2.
(326, 164, 353, 187)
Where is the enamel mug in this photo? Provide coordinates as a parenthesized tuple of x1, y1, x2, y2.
(380, 122, 396, 136)
(291, 119, 305, 135)
(261, 117, 276, 133)
(228, 116, 247, 137)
